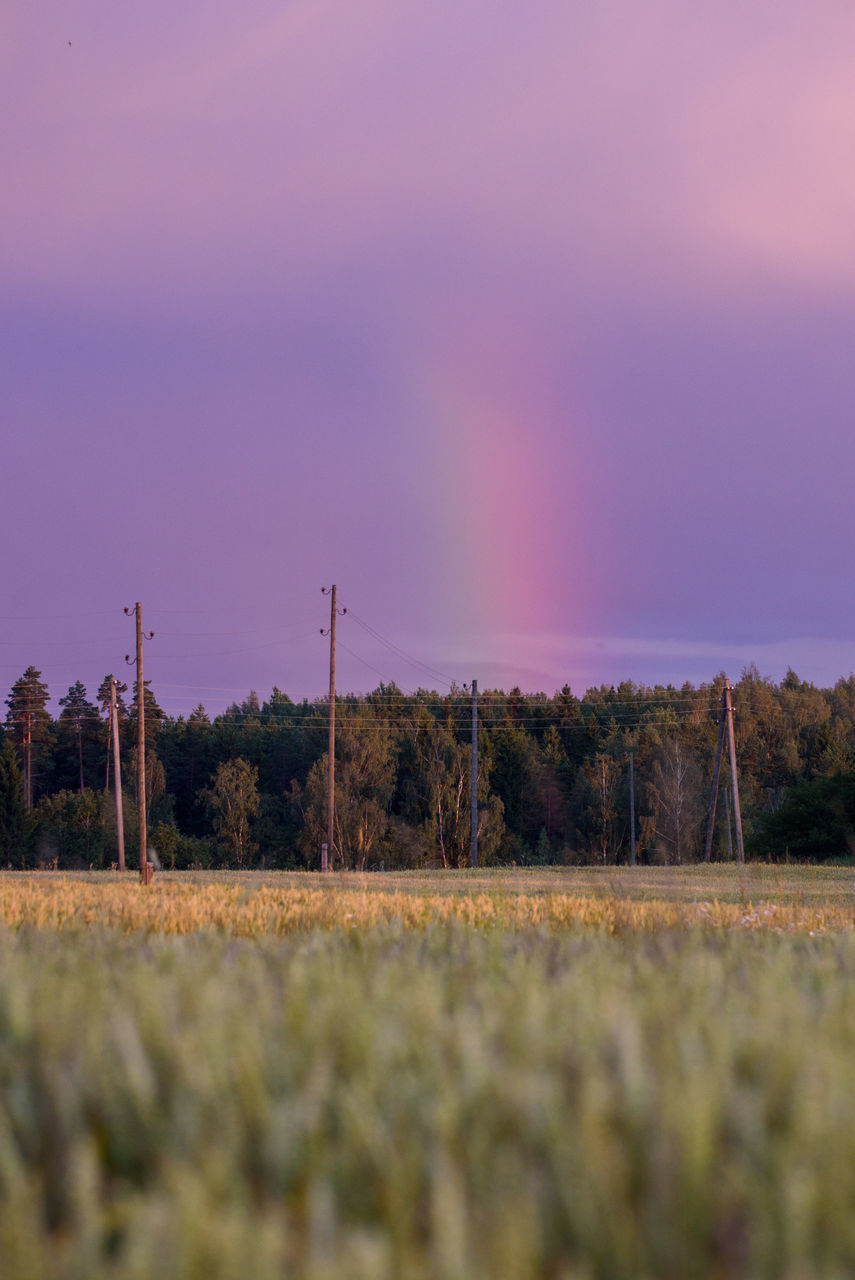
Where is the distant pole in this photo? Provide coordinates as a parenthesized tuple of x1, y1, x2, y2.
(75, 716, 84, 794)
(724, 679, 745, 864)
(125, 604, 154, 883)
(23, 712, 32, 812)
(704, 686, 728, 863)
(328, 586, 336, 869)
(321, 586, 345, 870)
(629, 750, 636, 866)
(471, 680, 478, 868)
(110, 676, 125, 872)
(135, 604, 146, 880)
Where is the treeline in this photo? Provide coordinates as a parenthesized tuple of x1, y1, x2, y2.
(2, 664, 855, 869)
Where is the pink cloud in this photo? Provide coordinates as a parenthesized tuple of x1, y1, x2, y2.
(5, 2, 855, 308)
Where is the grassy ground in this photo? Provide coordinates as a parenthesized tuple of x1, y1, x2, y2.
(1, 867, 854, 1278)
(1, 864, 853, 933)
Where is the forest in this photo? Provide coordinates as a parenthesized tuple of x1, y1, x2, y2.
(2, 664, 855, 869)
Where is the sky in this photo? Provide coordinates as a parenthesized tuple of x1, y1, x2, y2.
(3, 1, 855, 717)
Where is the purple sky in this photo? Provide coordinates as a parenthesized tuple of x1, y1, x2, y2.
(4, 3, 855, 716)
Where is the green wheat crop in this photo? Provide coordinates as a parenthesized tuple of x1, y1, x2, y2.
(0, 869, 854, 1278)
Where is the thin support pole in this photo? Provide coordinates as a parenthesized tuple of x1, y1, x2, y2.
(724, 679, 745, 864)
(704, 687, 728, 862)
(471, 680, 478, 868)
(110, 676, 125, 872)
(321, 586, 345, 869)
(24, 713, 32, 813)
(328, 586, 336, 869)
(629, 750, 636, 866)
(135, 604, 147, 880)
(125, 604, 153, 883)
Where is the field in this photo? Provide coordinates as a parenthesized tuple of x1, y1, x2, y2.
(1, 868, 855, 1279)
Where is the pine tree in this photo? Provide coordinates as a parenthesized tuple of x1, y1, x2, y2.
(58, 681, 100, 793)
(0, 736, 27, 864)
(5, 667, 52, 810)
(127, 680, 166, 744)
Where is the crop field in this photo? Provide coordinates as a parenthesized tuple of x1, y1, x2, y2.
(2, 868, 855, 1279)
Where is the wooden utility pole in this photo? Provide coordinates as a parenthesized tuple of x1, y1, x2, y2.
(74, 717, 84, 794)
(629, 750, 636, 866)
(327, 585, 336, 870)
(471, 680, 478, 868)
(125, 604, 154, 883)
(704, 678, 745, 863)
(321, 586, 345, 870)
(135, 604, 146, 880)
(704, 693, 727, 862)
(110, 676, 125, 871)
(724, 679, 745, 864)
(23, 713, 32, 812)
(724, 785, 735, 861)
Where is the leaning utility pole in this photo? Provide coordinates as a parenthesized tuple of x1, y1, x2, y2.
(724, 679, 745, 864)
(110, 676, 125, 871)
(471, 680, 478, 868)
(321, 586, 346, 870)
(125, 604, 154, 883)
(704, 693, 728, 863)
(704, 678, 745, 863)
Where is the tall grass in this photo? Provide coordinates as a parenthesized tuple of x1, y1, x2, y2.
(0, 867, 853, 934)
(1, 869, 854, 1277)
(2, 893, 855, 1276)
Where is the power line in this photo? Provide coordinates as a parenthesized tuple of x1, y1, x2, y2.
(144, 705, 720, 733)
(336, 639, 418, 696)
(0, 637, 130, 647)
(0, 611, 117, 620)
(0, 600, 840, 723)
(347, 611, 456, 687)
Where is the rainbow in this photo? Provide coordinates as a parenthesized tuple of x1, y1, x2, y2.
(414, 309, 595, 647)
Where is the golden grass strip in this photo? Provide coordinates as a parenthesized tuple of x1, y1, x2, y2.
(0, 873, 853, 935)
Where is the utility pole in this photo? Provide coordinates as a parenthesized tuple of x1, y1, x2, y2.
(321, 586, 346, 871)
(23, 712, 32, 812)
(110, 676, 125, 871)
(724, 679, 745, 864)
(471, 680, 478, 868)
(704, 692, 727, 862)
(629, 750, 636, 866)
(125, 604, 154, 883)
(704, 678, 744, 864)
(724, 785, 734, 861)
(75, 716, 84, 794)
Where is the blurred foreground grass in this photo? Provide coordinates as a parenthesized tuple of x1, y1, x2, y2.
(2, 869, 855, 1278)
